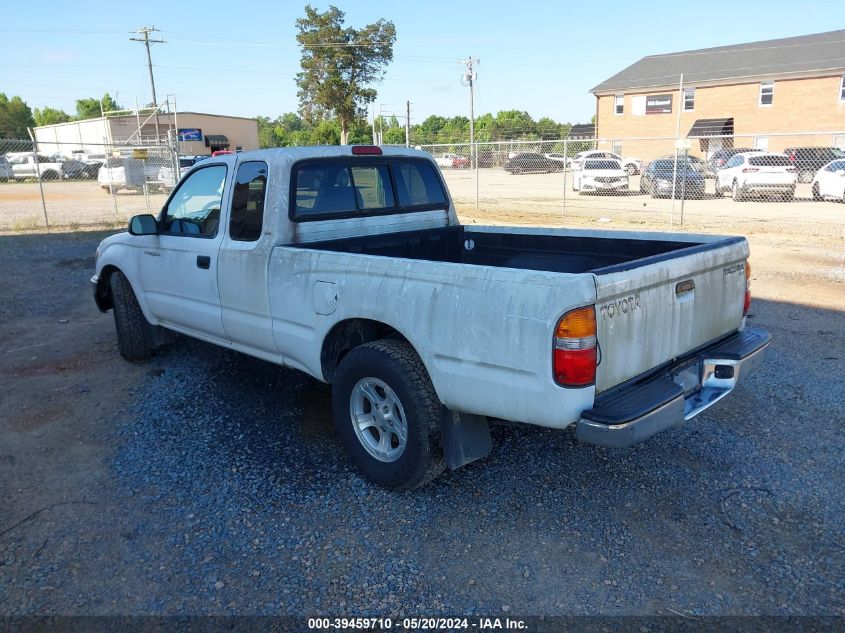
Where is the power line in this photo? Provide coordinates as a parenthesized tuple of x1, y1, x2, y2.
(129, 26, 165, 142)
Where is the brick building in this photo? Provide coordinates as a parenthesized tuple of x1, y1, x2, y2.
(591, 30, 845, 161)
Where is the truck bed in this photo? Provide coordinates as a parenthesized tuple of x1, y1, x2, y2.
(298, 225, 739, 274)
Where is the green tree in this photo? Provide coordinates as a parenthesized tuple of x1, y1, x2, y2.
(75, 92, 122, 120)
(295, 5, 396, 144)
(34, 106, 72, 127)
(0, 93, 35, 138)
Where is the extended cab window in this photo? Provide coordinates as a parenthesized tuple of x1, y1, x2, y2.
(292, 158, 446, 221)
(161, 165, 226, 237)
(229, 161, 267, 241)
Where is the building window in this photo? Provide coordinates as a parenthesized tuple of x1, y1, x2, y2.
(840, 75, 845, 102)
(612, 140, 623, 154)
(759, 81, 774, 106)
(614, 94, 624, 115)
(754, 137, 769, 152)
(683, 87, 695, 111)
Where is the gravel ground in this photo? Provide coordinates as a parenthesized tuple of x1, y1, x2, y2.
(1, 222, 843, 619)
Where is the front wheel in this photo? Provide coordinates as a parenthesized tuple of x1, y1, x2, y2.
(626, 164, 637, 176)
(110, 271, 154, 361)
(331, 339, 445, 490)
(798, 170, 814, 184)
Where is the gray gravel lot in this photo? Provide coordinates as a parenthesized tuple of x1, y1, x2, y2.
(0, 227, 843, 618)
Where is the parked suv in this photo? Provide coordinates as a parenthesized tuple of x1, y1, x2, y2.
(705, 148, 760, 177)
(715, 152, 797, 201)
(783, 147, 845, 183)
(640, 158, 706, 199)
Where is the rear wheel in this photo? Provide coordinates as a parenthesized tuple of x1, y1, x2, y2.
(732, 180, 744, 201)
(812, 183, 822, 201)
(41, 170, 59, 181)
(798, 169, 814, 184)
(110, 271, 154, 361)
(626, 164, 637, 176)
(331, 339, 445, 490)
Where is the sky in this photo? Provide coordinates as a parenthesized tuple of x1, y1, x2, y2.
(3, 1, 844, 126)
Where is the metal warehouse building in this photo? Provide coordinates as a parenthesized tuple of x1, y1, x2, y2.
(33, 111, 259, 156)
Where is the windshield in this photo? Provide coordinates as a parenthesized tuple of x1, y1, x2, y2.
(584, 160, 620, 170)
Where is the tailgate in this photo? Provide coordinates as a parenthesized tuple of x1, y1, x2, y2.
(593, 238, 749, 392)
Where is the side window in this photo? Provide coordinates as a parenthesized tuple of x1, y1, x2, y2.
(161, 165, 227, 237)
(350, 165, 395, 210)
(229, 161, 267, 242)
(393, 161, 446, 207)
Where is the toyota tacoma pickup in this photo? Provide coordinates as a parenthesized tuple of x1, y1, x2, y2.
(92, 145, 770, 490)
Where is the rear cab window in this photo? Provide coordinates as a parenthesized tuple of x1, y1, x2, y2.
(292, 157, 447, 221)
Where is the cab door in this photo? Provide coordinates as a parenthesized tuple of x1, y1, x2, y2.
(139, 163, 230, 342)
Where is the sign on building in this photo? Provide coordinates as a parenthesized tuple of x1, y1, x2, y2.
(645, 95, 673, 114)
(178, 128, 203, 141)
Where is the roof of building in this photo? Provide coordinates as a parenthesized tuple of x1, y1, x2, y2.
(591, 29, 845, 93)
(567, 124, 596, 139)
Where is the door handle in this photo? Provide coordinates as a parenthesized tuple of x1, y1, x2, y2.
(196, 255, 211, 269)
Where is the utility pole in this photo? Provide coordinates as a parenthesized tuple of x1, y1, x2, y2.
(405, 100, 411, 147)
(130, 26, 165, 144)
(461, 57, 479, 211)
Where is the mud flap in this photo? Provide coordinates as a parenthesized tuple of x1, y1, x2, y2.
(439, 408, 492, 470)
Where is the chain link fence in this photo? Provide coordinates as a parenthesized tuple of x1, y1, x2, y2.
(2, 129, 844, 235)
(0, 138, 178, 232)
(419, 130, 845, 236)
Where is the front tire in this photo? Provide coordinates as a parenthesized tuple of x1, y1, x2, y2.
(331, 339, 445, 490)
(798, 170, 814, 184)
(626, 164, 637, 176)
(732, 180, 744, 201)
(110, 271, 154, 361)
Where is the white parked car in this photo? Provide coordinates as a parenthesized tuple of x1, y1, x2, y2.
(571, 151, 642, 175)
(92, 145, 769, 489)
(811, 158, 845, 203)
(434, 153, 468, 169)
(714, 152, 797, 201)
(543, 152, 570, 167)
(573, 159, 629, 193)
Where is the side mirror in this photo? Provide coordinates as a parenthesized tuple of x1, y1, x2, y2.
(128, 214, 158, 236)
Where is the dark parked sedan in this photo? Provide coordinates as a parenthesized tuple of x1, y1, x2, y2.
(640, 159, 706, 199)
(503, 153, 560, 174)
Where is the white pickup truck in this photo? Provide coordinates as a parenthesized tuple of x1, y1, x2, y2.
(92, 145, 770, 490)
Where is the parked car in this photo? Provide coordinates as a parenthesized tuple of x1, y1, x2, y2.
(572, 159, 629, 193)
(0, 156, 14, 181)
(5, 152, 64, 180)
(652, 154, 706, 175)
(783, 147, 845, 184)
(570, 151, 642, 175)
(640, 158, 706, 199)
(714, 152, 797, 201)
(811, 158, 845, 203)
(58, 158, 90, 180)
(434, 153, 467, 169)
(92, 144, 769, 489)
(476, 150, 496, 168)
(98, 156, 146, 193)
(503, 152, 561, 174)
(705, 148, 760, 177)
(543, 153, 570, 168)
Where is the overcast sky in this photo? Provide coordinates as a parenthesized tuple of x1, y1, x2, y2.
(3, 1, 844, 125)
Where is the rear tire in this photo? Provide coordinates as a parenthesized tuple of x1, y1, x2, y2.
(110, 271, 154, 361)
(626, 164, 637, 176)
(331, 339, 446, 490)
(798, 170, 814, 184)
(41, 170, 59, 181)
(732, 180, 744, 202)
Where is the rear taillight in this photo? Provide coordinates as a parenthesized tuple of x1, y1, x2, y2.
(553, 306, 597, 387)
(742, 167, 759, 173)
(743, 261, 752, 316)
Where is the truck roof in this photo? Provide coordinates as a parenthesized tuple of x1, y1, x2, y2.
(209, 145, 434, 166)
